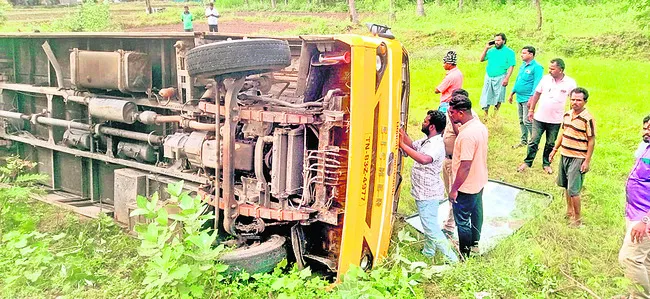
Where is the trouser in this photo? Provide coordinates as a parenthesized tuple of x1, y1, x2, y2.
(452, 189, 484, 257)
(517, 101, 532, 144)
(524, 119, 560, 167)
(209, 24, 218, 32)
(619, 219, 650, 298)
(416, 199, 458, 263)
(441, 158, 456, 231)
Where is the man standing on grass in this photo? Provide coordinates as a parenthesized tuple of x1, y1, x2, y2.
(205, 2, 220, 33)
(434, 51, 463, 113)
(399, 110, 458, 264)
(508, 46, 544, 148)
(447, 95, 488, 258)
(548, 87, 595, 227)
(618, 114, 650, 298)
(518, 58, 577, 174)
(479, 33, 516, 119)
(181, 6, 193, 32)
(442, 89, 479, 237)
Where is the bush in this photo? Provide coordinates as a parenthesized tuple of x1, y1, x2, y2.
(0, 0, 10, 26)
(45, 0, 112, 32)
(130, 181, 229, 298)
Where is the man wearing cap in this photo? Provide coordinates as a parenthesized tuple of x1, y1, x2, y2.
(435, 51, 464, 113)
(479, 33, 516, 118)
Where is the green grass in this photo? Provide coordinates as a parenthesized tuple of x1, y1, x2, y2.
(398, 51, 650, 297)
(0, 186, 144, 298)
(1, 1, 649, 297)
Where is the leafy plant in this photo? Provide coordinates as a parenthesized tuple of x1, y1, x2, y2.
(0, 230, 54, 287)
(0, 0, 10, 26)
(335, 229, 434, 299)
(130, 181, 228, 299)
(632, 0, 650, 29)
(0, 155, 46, 185)
(0, 156, 47, 232)
(45, 0, 112, 32)
(216, 260, 330, 298)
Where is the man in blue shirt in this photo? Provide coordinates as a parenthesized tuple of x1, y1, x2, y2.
(508, 46, 544, 148)
(479, 33, 516, 119)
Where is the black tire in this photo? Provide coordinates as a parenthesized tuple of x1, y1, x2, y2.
(186, 39, 291, 79)
(218, 235, 287, 274)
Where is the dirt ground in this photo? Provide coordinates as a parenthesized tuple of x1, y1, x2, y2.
(126, 20, 298, 34)
(125, 11, 352, 34)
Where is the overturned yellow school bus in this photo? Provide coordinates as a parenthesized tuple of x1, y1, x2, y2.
(0, 27, 410, 279)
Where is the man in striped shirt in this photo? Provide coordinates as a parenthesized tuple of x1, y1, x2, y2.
(549, 87, 595, 227)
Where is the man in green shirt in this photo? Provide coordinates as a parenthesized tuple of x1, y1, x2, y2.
(181, 6, 193, 32)
(479, 33, 516, 119)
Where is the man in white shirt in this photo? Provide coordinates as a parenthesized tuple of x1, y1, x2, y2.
(205, 3, 220, 32)
(517, 58, 577, 174)
(400, 110, 458, 263)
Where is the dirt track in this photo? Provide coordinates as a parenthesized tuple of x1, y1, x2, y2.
(126, 11, 352, 34)
(126, 20, 298, 34)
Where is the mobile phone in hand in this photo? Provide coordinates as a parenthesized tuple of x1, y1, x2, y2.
(488, 40, 496, 46)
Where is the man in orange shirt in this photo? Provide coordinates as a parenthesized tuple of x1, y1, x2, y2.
(448, 95, 489, 258)
(435, 51, 463, 113)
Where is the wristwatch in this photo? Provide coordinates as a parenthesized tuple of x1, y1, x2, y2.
(642, 216, 650, 224)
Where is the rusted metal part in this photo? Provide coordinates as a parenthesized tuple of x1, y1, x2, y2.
(0, 133, 209, 184)
(174, 41, 193, 104)
(197, 189, 313, 221)
(63, 129, 92, 150)
(0, 83, 201, 113)
(96, 125, 164, 144)
(238, 204, 312, 221)
(213, 84, 221, 232)
(235, 218, 266, 234)
(291, 225, 306, 269)
(116, 141, 157, 163)
(198, 101, 315, 124)
(313, 121, 332, 210)
(222, 77, 246, 235)
(153, 115, 216, 131)
(183, 131, 207, 167)
(255, 136, 272, 207)
(70, 49, 152, 94)
(88, 98, 138, 124)
(239, 94, 322, 108)
(303, 254, 337, 272)
(158, 87, 176, 98)
(315, 208, 342, 226)
(41, 41, 64, 89)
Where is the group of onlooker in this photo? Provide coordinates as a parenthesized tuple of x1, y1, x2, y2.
(400, 33, 650, 298)
(180, 2, 220, 33)
(404, 32, 650, 298)
(403, 33, 596, 263)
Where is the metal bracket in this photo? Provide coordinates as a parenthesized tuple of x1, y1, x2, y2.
(291, 224, 306, 269)
(222, 76, 245, 235)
